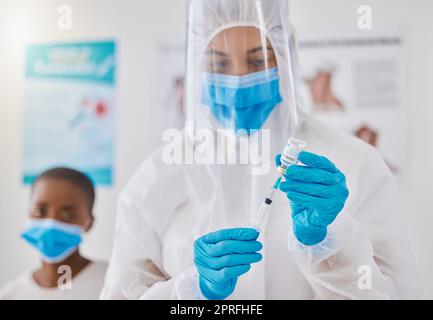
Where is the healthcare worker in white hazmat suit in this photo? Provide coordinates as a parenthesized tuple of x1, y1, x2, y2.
(100, 0, 422, 299)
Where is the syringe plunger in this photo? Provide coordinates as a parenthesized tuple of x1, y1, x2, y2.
(250, 187, 278, 230)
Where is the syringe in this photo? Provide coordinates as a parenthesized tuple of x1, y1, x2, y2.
(250, 177, 282, 230)
(250, 137, 306, 231)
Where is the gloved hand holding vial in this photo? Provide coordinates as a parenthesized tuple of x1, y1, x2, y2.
(251, 137, 306, 231)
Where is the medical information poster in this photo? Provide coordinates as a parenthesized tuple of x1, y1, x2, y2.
(296, 32, 409, 185)
(22, 41, 116, 186)
(155, 44, 186, 131)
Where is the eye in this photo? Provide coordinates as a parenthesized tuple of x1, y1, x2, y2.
(62, 210, 76, 222)
(207, 59, 231, 74)
(32, 207, 45, 218)
(248, 52, 276, 70)
(248, 58, 266, 68)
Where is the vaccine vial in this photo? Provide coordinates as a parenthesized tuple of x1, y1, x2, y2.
(277, 137, 306, 174)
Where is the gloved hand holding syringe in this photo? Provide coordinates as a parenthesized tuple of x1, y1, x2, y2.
(250, 137, 306, 230)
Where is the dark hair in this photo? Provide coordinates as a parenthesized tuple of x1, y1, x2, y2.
(33, 167, 95, 213)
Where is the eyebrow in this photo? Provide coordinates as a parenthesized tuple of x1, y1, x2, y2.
(246, 46, 273, 55)
(205, 49, 229, 57)
(33, 202, 46, 207)
(61, 205, 77, 210)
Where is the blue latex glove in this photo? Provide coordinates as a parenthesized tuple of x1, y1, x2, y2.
(276, 151, 349, 246)
(193, 228, 263, 300)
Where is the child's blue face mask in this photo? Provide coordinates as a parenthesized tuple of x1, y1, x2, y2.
(21, 219, 83, 263)
(201, 67, 282, 134)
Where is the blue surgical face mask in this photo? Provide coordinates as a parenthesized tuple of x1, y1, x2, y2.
(201, 67, 282, 134)
(21, 219, 83, 263)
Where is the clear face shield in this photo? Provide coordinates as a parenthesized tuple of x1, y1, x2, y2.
(202, 26, 282, 134)
(185, 0, 302, 139)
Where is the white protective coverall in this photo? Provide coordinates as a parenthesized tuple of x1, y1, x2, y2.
(100, 0, 422, 300)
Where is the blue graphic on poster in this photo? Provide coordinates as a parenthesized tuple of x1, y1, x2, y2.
(23, 41, 116, 186)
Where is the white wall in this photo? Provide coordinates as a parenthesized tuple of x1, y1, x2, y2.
(0, 0, 432, 298)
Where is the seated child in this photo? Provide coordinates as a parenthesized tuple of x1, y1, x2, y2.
(0, 168, 107, 299)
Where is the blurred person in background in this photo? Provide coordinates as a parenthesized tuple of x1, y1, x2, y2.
(0, 168, 107, 300)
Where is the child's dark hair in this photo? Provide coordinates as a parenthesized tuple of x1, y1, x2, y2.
(33, 167, 95, 213)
